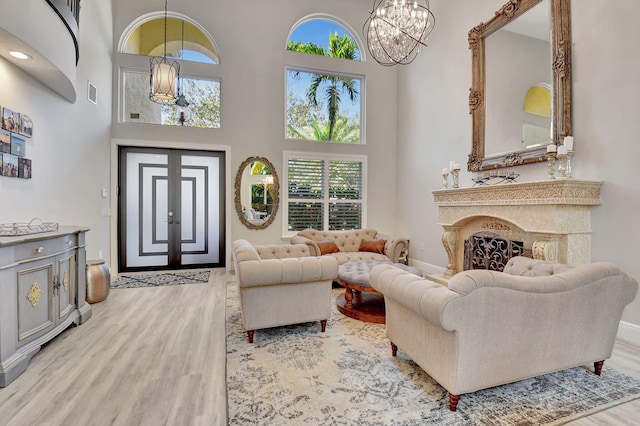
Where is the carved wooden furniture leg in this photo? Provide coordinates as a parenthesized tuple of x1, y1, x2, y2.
(391, 342, 398, 357)
(321, 319, 327, 332)
(247, 330, 254, 344)
(345, 287, 354, 306)
(594, 360, 604, 376)
(449, 394, 461, 411)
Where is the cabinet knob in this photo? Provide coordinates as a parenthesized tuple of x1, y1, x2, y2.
(36, 246, 45, 254)
(67, 241, 74, 246)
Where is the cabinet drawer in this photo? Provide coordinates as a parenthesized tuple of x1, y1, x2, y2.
(14, 237, 76, 262)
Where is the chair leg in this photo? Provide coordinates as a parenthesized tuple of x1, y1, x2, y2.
(594, 360, 604, 376)
(449, 393, 461, 411)
(321, 319, 327, 332)
(391, 342, 398, 357)
(247, 330, 254, 344)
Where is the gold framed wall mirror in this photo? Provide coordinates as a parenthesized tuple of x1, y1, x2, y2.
(468, 0, 572, 172)
(234, 156, 279, 230)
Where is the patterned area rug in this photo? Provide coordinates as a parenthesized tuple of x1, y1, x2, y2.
(226, 283, 640, 425)
(110, 270, 210, 289)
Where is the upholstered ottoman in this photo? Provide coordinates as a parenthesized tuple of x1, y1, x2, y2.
(336, 260, 422, 323)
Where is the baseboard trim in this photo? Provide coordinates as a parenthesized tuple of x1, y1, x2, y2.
(618, 321, 640, 346)
(408, 259, 444, 276)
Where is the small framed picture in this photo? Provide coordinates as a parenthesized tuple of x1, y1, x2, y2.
(2, 107, 21, 133)
(20, 114, 33, 138)
(18, 157, 32, 179)
(11, 134, 26, 157)
(0, 129, 10, 153)
(2, 153, 18, 177)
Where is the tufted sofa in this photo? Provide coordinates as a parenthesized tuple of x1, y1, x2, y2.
(232, 239, 338, 343)
(290, 228, 409, 265)
(370, 256, 639, 411)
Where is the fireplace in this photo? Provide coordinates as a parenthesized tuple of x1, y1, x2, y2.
(464, 231, 528, 272)
(431, 179, 602, 283)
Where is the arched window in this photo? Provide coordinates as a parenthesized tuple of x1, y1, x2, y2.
(118, 13, 221, 128)
(120, 15, 219, 64)
(285, 16, 363, 144)
(287, 17, 362, 62)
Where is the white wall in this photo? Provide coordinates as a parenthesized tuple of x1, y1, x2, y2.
(111, 0, 399, 268)
(397, 0, 640, 329)
(0, 1, 113, 261)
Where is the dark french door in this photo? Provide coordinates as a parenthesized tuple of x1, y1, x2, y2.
(118, 146, 225, 272)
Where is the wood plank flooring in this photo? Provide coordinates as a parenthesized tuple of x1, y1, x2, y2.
(0, 269, 229, 426)
(0, 269, 638, 425)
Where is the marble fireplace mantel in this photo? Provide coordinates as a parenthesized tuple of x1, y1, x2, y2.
(431, 179, 602, 282)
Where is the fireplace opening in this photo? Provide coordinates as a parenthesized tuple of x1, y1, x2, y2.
(463, 231, 530, 272)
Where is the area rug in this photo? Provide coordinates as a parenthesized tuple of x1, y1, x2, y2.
(226, 283, 640, 426)
(110, 270, 210, 289)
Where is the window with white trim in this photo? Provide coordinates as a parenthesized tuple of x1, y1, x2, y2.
(284, 152, 366, 234)
(285, 16, 364, 143)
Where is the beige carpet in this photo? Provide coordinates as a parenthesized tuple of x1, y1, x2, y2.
(226, 283, 640, 425)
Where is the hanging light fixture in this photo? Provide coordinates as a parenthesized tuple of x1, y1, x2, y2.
(174, 19, 190, 125)
(149, 0, 180, 103)
(363, 0, 435, 66)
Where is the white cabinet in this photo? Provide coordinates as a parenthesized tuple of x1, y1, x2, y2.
(0, 226, 91, 387)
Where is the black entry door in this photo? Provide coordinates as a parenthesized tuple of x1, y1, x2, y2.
(118, 146, 225, 272)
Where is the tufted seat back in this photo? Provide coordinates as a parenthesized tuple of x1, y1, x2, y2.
(503, 256, 574, 276)
(256, 244, 310, 259)
(295, 228, 378, 252)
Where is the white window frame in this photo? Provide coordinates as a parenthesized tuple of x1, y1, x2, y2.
(284, 66, 364, 144)
(119, 67, 222, 128)
(282, 151, 367, 237)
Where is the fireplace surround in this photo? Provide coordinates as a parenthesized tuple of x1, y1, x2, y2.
(431, 179, 602, 283)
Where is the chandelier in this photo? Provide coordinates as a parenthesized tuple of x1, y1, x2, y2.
(149, 0, 180, 103)
(363, 0, 435, 66)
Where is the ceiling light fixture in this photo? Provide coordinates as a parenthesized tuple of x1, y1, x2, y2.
(363, 0, 435, 66)
(149, 0, 180, 104)
(175, 19, 190, 125)
(9, 51, 31, 60)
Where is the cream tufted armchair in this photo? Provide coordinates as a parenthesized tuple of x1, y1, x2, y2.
(291, 228, 409, 265)
(370, 256, 639, 411)
(232, 239, 339, 343)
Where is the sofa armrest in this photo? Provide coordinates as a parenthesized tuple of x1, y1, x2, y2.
(290, 235, 321, 256)
(238, 256, 338, 288)
(370, 264, 459, 330)
(375, 233, 409, 263)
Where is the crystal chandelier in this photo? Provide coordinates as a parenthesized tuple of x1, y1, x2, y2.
(363, 0, 435, 66)
(149, 0, 180, 103)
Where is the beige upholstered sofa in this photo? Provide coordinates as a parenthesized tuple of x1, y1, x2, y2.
(291, 228, 408, 265)
(370, 256, 639, 411)
(232, 239, 338, 343)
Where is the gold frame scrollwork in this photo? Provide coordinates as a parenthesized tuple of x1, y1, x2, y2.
(468, 0, 572, 172)
(234, 156, 280, 230)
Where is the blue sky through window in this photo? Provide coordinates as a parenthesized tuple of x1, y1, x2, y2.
(287, 19, 361, 135)
(289, 19, 361, 61)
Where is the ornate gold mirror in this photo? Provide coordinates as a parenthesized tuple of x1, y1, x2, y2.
(468, 0, 572, 171)
(234, 157, 279, 230)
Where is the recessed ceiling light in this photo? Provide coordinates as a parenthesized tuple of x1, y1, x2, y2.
(9, 51, 31, 60)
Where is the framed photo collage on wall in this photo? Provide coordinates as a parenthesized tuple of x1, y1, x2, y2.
(1, 105, 32, 179)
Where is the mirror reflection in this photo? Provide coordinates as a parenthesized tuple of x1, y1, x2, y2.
(468, 0, 572, 172)
(485, 0, 551, 155)
(234, 156, 279, 230)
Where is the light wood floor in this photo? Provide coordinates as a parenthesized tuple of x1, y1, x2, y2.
(0, 269, 638, 425)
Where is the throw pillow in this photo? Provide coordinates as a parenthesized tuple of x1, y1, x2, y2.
(359, 239, 386, 254)
(317, 240, 340, 255)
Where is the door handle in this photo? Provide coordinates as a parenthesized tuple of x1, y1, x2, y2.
(168, 211, 174, 224)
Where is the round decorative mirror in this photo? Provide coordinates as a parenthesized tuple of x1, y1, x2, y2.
(234, 156, 279, 230)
